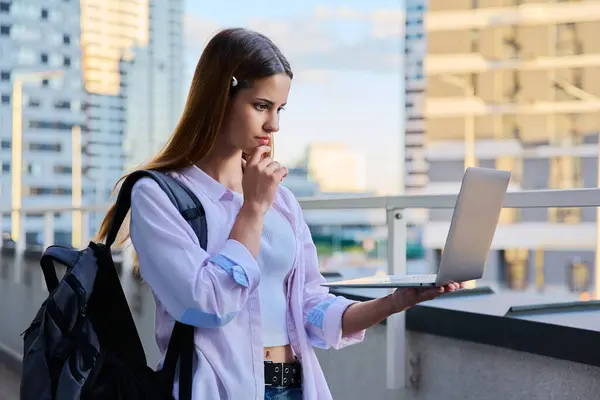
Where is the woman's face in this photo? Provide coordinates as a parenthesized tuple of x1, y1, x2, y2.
(220, 73, 291, 157)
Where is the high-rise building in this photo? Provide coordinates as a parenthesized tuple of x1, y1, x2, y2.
(123, 0, 185, 170)
(80, 0, 150, 205)
(81, 0, 183, 235)
(403, 0, 428, 194)
(418, 0, 600, 287)
(0, 0, 87, 245)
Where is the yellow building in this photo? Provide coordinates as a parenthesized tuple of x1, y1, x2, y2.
(80, 0, 149, 96)
(417, 0, 600, 290)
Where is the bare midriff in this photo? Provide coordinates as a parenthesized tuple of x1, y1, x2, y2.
(264, 344, 295, 363)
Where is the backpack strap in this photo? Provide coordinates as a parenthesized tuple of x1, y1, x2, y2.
(40, 246, 82, 292)
(105, 169, 204, 400)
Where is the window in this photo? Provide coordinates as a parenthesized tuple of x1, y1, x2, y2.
(0, 24, 10, 36)
(2, 162, 9, 173)
(63, 56, 71, 67)
(40, 53, 48, 64)
(53, 165, 71, 174)
(0, 71, 9, 81)
(26, 187, 72, 196)
(63, 34, 70, 45)
(28, 142, 62, 152)
(1, 94, 9, 105)
(41, 8, 48, 20)
(42, 79, 49, 87)
(1, 140, 10, 149)
(28, 120, 73, 131)
(54, 100, 71, 110)
(26, 163, 42, 177)
(0, 2, 10, 13)
(28, 98, 41, 108)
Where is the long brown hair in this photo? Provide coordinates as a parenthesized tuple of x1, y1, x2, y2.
(94, 28, 293, 250)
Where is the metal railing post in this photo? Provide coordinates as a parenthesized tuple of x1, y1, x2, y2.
(121, 243, 135, 303)
(42, 211, 55, 290)
(386, 208, 407, 390)
(81, 211, 90, 246)
(15, 212, 25, 255)
(43, 211, 54, 250)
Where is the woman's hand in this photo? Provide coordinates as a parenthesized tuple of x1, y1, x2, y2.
(388, 282, 464, 313)
(341, 281, 465, 336)
(241, 145, 288, 215)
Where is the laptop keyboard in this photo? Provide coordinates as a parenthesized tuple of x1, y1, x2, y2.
(390, 274, 437, 283)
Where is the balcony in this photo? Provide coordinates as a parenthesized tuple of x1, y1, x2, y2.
(2, 188, 600, 399)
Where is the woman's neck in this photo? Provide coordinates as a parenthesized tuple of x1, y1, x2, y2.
(196, 149, 244, 193)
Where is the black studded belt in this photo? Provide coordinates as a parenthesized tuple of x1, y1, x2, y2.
(264, 360, 302, 388)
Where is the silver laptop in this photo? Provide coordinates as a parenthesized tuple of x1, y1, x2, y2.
(321, 167, 511, 288)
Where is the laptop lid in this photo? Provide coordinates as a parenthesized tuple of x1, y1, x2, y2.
(435, 167, 511, 285)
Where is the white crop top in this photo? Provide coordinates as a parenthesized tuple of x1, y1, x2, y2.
(232, 192, 296, 346)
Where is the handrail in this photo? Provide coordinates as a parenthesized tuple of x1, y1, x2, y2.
(298, 188, 600, 210)
(3, 187, 600, 214)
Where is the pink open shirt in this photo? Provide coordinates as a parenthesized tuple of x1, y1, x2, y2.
(129, 165, 366, 399)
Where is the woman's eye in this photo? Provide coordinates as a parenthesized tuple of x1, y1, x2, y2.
(255, 103, 268, 111)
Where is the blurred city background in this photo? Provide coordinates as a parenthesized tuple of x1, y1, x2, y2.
(3, 0, 600, 399)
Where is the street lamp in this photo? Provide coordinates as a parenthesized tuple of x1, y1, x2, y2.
(11, 70, 64, 244)
(553, 78, 600, 300)
(438, 74, 476, 170)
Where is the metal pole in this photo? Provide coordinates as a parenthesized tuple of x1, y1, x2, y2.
(11, 79, 22, 243)
(386, 209, 407, 390)
(72, 125, 82, 248)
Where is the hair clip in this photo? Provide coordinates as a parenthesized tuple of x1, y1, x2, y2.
(232, 76, 238, 87)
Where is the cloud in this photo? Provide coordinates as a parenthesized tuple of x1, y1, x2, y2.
(314, 6, 404, 38)
(183, 14, 220, 55)
(183, 6, 404, 75)
(293, 69, 334, 85)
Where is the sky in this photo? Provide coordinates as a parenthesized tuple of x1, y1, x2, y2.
(183, 0, 405, 194)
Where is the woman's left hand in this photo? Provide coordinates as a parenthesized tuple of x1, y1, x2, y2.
(388, 282, 464, 313)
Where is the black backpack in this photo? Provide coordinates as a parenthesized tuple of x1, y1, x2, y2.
(20, 170, 207, 400)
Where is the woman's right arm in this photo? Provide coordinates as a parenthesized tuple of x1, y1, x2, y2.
(130, 178, 262, 329)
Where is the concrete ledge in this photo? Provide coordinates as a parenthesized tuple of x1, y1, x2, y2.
(332, 286, 600, 368)
(0, 340, 22, 375)
(406, 303, 600, 368)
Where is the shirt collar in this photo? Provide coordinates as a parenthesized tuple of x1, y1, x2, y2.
(180, 165, 235, 203)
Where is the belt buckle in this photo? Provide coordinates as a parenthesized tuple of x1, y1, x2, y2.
(264, 361, 286, 387)
(280, 363, 286, 386)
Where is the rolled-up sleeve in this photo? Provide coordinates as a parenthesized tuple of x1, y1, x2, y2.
(296, 209, 366, 350)
(129, 178, 260, 328)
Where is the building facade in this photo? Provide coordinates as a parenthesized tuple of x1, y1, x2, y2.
(417, 0, 600, 290)
(80, 0, 150, 205)
(0, 0, 87, 245)
(123, 0, 185, 170)
(403, 0, 428, 195)
(81, 0, 184, 234)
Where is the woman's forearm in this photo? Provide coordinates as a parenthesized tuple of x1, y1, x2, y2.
(341, 295, 403, 335)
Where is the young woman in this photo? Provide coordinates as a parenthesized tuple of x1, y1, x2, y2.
(95, 28, 462, 400)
